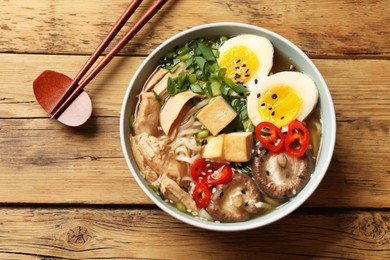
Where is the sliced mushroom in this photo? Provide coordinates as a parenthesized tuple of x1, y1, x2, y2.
(206, 174, 263, 222)
(144, 68, 169, 92)
(160, 90, 202, 139)
(252, 149, 314, 200)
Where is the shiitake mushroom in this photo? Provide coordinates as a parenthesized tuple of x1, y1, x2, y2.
(206, 174, 263, 222)
(252, 149, 314, 200)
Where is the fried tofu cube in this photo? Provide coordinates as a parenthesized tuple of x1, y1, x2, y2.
(223, 132, 253, 162)
(201, 134, 225, 160)
(196, 96, 237, 136)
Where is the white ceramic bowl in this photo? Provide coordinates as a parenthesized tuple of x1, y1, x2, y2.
(120, 22, 336, 231)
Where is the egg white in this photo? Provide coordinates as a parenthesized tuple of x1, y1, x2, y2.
(218, 34, 274, 91)
(247, 71, 319, 127)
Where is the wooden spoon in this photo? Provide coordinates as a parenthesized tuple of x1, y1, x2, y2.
(33, 0, 167, 127)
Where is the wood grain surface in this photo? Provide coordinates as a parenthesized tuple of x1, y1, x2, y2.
(1, 0, 389, 57)
(0, 208, 388, 259)
(0, 0, 389, 259)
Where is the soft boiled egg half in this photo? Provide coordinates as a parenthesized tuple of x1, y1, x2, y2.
(247, 71, 319, 128)
(218, 34, 274, 91)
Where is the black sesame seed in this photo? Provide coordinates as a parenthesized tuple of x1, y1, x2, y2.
(252, 151, 259, 157)
(245, 69, 250, 73)
(236, 59, 241, 63)
(241, 189, 247, 194)
(234, 73, 241, 79)
(272, 94, 278, 99)
(268, 107, 272, 110)
(244, 202, 249, 207)
(298, 175, 305, 179)
(281, 116, 285, 120)
(219, 191, 224, 198)
(257, 93, 261, 98)
(245, 74, 250, 77)
(235, 66, 240, 70)
(242, 64, 247, 67)
(272, 111, 275, 116)
(261, 103, 265, 107)
(255, 79, 258, 84)
(266, 170, 270, 176)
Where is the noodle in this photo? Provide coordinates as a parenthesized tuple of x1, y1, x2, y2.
(169, 99, 210, 164)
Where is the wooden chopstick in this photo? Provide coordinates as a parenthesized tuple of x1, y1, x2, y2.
(51, 0, 168, 119)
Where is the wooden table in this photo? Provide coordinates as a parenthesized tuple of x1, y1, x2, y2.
(0, 0, 389, 258)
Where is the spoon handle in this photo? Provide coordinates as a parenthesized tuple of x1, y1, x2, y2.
(52, 0, 168, 119)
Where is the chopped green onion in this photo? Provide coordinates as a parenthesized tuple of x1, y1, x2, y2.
(167, 63, 180, 73)
(178, 53, 192, 61)
(203, 82, 213, 98)
(223, 77, 236, 88)
(197, 130, 210, 139)
(220, 83, 230, 97)
(128, 114, 134, 128)
(210, 80, 222, 96)
(176, 202, 186, 212)
(165, 51, 176, 59)
(185, 57, 194, 69)
(231, 84, 250, 94)
(151, 90, 161, 103)
(178, 46, 191, 55)
(167, 77, 176, 96)
(148, 184, 159, 194)
(194, 56, 207, 71)
(188, 73, 197, 84)
(197, 42, 216, 61)
(190, 83, 203, 94)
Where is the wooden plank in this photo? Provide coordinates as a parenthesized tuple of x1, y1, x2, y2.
(0, 116, 389, 207)
(0, 0, 389, 57)
(0, 54, 142, 118)
(0, 117, 149, 204)
(0, 208, 388, 259)
(1, 54, 389, 118)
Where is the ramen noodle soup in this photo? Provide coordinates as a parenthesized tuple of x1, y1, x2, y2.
(129, 35, 322, 222)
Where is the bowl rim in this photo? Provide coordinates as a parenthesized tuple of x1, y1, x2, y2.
(120, 22, 336, 231)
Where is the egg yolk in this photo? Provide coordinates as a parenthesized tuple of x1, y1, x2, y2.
(257, 85, 303, 127)
(218, 46, 259, 84)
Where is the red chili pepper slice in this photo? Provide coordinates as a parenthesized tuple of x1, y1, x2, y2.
(255, 122, 285, 153)
(285, 119, 310, 157)
(192, 181, 212, 208)
(190, 158, 207, 181)
(205, 164, 233, 186)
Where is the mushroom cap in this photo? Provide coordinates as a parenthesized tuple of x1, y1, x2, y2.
(252, 149, 314, 200)
(206, 174, 263, 222)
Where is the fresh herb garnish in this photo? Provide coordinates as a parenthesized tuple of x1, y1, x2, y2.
(229, 97, 254, 132)
(160, 36, 250, 98)
(167, 71, 190, 96)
